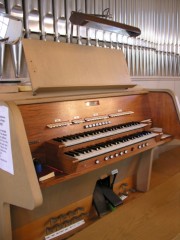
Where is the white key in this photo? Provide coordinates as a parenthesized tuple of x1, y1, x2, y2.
(71, 132, 158, 162)
(62, 123, 147, 147)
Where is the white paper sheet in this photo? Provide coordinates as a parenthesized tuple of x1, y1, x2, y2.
(0, 106, 14, 175)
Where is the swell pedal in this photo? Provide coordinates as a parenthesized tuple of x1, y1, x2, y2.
(100, 185, 123, 207)
(93, 184, 110, 217)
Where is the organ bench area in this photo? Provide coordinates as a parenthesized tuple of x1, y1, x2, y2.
(0, 40, 180, 240)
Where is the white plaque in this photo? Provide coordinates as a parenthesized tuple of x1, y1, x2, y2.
(0, 106, 14, 174)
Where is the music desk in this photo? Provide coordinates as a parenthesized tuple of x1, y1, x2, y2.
(69, 173, 180, 240)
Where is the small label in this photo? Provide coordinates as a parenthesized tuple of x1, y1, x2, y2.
(85, 100, 100, 106)
(111, 169, 118, 175)
(119, 195, 128, 201)
(45, 220, 85, 240)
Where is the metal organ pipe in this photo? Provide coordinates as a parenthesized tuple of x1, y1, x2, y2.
(0, 0, 179, 79)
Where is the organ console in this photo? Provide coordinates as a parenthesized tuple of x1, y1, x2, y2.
(0, 39, 180, 240)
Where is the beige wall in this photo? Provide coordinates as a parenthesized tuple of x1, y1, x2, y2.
(132, 77, 180, 101)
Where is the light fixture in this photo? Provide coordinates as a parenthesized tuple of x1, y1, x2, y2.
(69, 11, 141, 37)
(0, 13, 23, 80)
(0, 13, 22, 44)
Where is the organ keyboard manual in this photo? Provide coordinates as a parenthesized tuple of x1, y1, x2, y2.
(0, 39, 180, 240)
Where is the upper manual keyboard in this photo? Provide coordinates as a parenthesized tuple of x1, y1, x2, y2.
(53, 121, 148, 147)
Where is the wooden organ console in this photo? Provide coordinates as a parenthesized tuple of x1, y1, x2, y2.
(0, 39, 180, 240)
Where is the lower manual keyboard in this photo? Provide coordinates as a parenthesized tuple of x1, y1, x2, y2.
(65, 131, 159, 162)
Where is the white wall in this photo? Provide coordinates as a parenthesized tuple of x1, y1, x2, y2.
(132, 77, 180, 101)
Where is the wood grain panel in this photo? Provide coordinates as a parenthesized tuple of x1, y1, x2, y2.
(19, 94, 151, 153)
(147, 91, 180, 138)
(18, 91, 177, 185)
